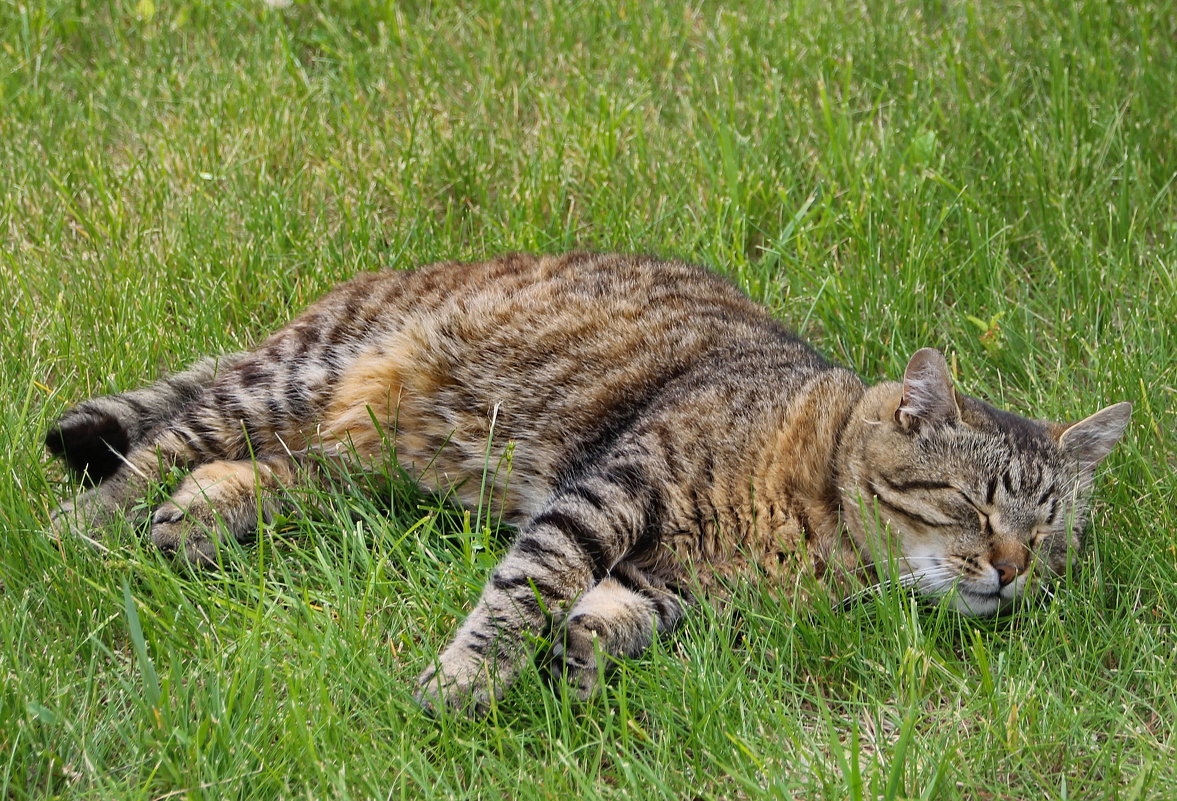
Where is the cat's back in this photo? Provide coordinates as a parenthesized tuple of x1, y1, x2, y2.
(405, 251, 804, 352)
(376, 252, 817, 409)
(305, 251, 814, 397)
(308, 251, 773, 326)
(392, 251, 772, 328)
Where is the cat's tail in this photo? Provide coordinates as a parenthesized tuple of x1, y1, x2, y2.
(45, 352, 246, 484)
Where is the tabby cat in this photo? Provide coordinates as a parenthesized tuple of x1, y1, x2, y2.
(45, 252, 1130, 713)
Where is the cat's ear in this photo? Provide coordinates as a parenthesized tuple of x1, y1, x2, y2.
(1055, 402, 1132, 472)
(896, 348, 960, 432)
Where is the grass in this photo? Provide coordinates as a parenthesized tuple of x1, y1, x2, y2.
(1, 0, 1174, 798)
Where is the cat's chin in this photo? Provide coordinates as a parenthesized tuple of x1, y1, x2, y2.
(944, 589, 1014, 617)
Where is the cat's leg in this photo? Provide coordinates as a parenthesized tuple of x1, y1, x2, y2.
(550, 563, 688, 699)
(150, 456, 299, 565)
(49, 426, 206, 544)
(416, 457, 669, 714)
(415, 519, 599, 714)
(45, 353, 245, 485)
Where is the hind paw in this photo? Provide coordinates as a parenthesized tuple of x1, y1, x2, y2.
(48, 493, 117, 552)
(149, 461, 270, 566)
(150, 502, 222, 567)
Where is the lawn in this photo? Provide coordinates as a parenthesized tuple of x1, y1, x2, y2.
(1, 1, 1174, 798)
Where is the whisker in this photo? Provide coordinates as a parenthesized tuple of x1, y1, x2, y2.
(837, 553, 982, 610)
(836, 579, 895, 608)
(899, 565, 954, 579)
(899, 567, 961, 593)
(838, 568, 951, 608)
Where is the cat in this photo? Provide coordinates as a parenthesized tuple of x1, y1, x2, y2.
(44, 252, 1131, 713)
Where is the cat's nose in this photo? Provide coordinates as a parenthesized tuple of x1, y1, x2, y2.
(989, 541, 1028, 587)
(993, 561, 1021, 586)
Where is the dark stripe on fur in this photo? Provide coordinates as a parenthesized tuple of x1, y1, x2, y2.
(602, 462, 646, 492)
(120, 395, 152, 419)
(609, 566, 644, 594)
(564, 483, 606, 512)
(868, 482, 952, 529)
(531, 510, 610, 579)
(554, 365, 695, 481)
(514, 534, 568, 562)
(630, 487, 667, 558)
(884, 477, 954, 492)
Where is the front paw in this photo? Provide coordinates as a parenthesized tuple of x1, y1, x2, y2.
(415, 648, 497, 717)
(549, 623, 603, 700)
(415, 625, 532, 717)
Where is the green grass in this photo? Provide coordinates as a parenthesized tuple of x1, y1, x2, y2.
(2, 0, 1175, 798)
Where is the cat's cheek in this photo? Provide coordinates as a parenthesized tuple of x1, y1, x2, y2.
(839, 498, 901, 557)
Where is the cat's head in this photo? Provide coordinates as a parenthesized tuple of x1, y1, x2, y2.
(837, 348, 1130, 616)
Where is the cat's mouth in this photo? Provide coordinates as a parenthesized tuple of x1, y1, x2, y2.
(949, 587, 1007, 617)
(897, 555, 1027, 617)
(838, 556, 1029, 616)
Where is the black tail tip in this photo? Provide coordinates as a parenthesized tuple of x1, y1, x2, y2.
(45, 409, 130, 485)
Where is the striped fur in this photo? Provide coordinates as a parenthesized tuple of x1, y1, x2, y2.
(44, 253, 1130, 712)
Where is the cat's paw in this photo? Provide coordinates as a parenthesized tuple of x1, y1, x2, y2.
(150, 501, 222, 567)
(48, 492, 116, 552)
(414, 630, 528, 717)
(549, 616, 605, 700)
(150, 463, 265, 567)
(415, 666, 494, 717)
